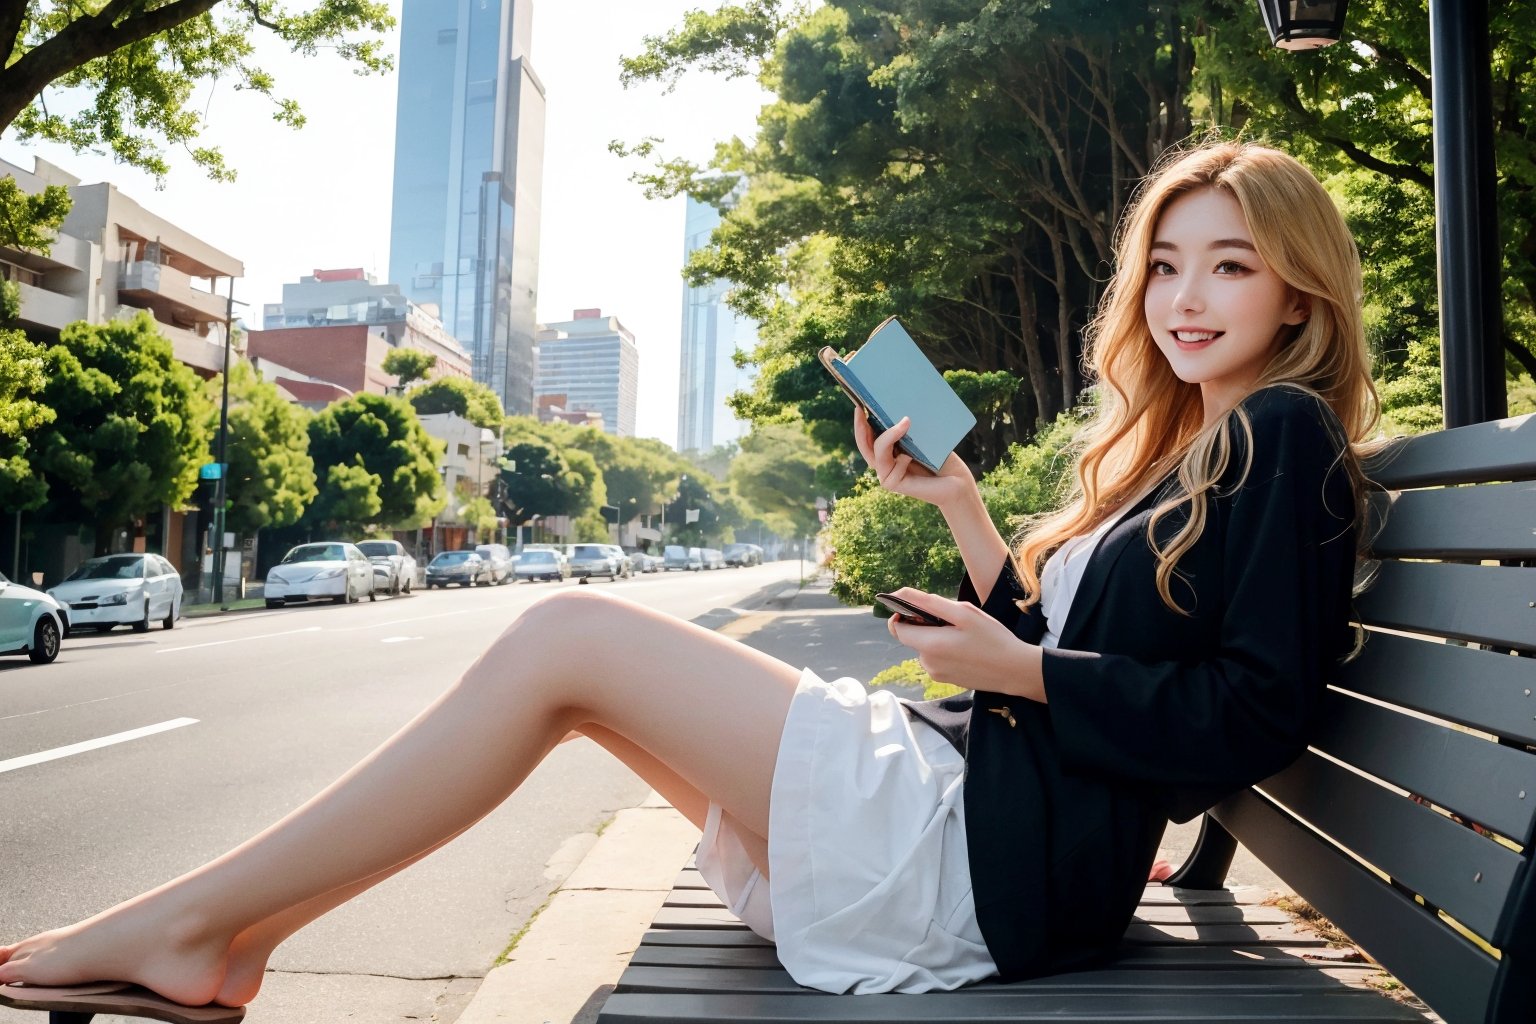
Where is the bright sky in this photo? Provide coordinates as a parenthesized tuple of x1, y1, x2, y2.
(0, 1, 770, 446)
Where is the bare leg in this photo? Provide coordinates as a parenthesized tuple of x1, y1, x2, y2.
(0, 589, 798, 1006)
(215, 723, 744, 1007)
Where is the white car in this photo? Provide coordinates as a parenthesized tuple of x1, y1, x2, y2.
(48, 553, 183, 633)
(265, 542, 377, 607)
(356, 539, 418, 596)
(0, 569, 64, 664)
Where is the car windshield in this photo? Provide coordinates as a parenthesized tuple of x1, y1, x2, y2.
(475, 547, 500, 559)
(357, 542, 396, 558)
(65, 555, 144, 581)
(282, 544, 346, 564)
(431, 552, 471, 565)
(521, 551, 554, 564)
(664, 546, 686, 558)
(573, 546, 605, 558)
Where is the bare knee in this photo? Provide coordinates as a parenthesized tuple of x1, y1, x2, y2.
(474, 588, 629, 702)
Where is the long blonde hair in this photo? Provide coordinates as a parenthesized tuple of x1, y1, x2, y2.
(1011, 141, 1386, 616)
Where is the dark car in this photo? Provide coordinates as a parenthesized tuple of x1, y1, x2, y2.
(425, 550, 489, 588)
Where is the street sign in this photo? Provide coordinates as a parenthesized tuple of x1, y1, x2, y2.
(199, 462, 224, 480)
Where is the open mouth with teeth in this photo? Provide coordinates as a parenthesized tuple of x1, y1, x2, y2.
(1173, 330, 1223, 348)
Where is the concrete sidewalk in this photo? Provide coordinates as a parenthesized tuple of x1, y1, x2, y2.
(454, 575, 1284, 1024)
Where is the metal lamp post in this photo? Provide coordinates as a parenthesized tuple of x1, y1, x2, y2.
(212, 278, 244, 610)
(1257, 0, 1505, 426)
(1256, 0, 1349, 50)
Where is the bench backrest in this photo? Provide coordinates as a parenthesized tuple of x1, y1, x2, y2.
(1208, 411, 1536, 1024)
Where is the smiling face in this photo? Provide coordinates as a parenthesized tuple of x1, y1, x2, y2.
(1143, 187, 1309, 424)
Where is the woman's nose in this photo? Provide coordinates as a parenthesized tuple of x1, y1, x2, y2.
(1173, 279, 1205, 314)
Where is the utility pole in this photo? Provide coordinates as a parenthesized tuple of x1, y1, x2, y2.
(213, 276, 235, 609)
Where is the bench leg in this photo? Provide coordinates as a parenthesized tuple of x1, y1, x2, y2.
(1166, 814, 1238, 889)
(48, 1013, 94, 1024)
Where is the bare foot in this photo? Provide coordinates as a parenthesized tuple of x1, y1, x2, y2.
(0, 902, 233, 1008)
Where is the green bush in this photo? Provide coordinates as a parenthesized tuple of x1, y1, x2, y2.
(869, 658, 965, 700)
(825, 409, 1085, 605)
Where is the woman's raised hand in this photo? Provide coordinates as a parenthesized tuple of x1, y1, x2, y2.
(852, 407, 972, 509)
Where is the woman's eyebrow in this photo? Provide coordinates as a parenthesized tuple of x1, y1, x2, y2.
(1150, 238, 1258, 252)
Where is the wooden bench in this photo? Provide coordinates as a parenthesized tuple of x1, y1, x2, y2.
(596, 410, 1536, 1024)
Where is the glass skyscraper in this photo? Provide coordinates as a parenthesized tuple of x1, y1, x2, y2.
(388, 0, 545, 416)
(677, 196, 755, 453)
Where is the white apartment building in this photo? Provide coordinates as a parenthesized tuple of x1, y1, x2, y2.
(1, 155, 242, 376)
(534, 309, 639, 437)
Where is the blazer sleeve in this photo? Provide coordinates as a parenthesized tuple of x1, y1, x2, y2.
(957, 560, 1027, 630)
(1040, 393, 1356, 793)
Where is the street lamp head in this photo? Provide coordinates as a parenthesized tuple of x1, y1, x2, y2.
(1257, 0, 1348, 51)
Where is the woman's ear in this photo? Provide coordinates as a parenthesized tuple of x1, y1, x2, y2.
(1284, 291, 1311, 326)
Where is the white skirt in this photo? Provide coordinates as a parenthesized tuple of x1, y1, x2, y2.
(695, 668, 998, 994)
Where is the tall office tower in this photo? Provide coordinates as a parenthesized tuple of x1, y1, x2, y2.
(677, 196, 755, 453)
(535, 309, 640, 437)
(388, 0, 545, 415)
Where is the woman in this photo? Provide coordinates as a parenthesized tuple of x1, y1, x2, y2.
(0, 140, 1381, 1018)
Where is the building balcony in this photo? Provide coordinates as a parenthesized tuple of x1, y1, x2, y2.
(114, 305, 229, 377)
(15, 280, 87, 332)
(119, 260, 228, 324)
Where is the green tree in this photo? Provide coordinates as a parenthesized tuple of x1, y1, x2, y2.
(623, 0, 1209, 463)
(409, 376, 505, 430)
(727, 421, 824, 537)
(206, 361, 316, 535)
(0, 174, 72, 512)
(381, 347, 437, 390)
(305, 394, 444, 533)
(500, 440, 585, 523)
(0, 1, 393, 183)
(31, 312, 211, 552)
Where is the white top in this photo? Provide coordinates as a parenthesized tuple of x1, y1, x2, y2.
(1038, 484, 1157, 649)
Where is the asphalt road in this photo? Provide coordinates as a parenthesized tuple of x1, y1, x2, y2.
(0, 562, 800, 1023)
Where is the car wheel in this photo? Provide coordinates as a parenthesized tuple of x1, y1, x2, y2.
(93, 624, 114, 633)
(163, 600, 177, 630)
(334, 585, 349, 604)
(132, 599, 151, 633)
(29, 616, 61, 664)
(403, 575, 413, 594)
(266, 599, 284, 608)
(368, 583, 377, 602)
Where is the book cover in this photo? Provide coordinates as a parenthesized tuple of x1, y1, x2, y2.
(819, 317, 977, 473)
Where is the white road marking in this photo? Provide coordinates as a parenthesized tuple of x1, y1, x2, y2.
(0, 718, 199, 774)
(155, 625, 322, 653)
(381, 636, 423, 644)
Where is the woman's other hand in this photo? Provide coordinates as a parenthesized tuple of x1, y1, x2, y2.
(882, 587, 1045, 703)
(853, 408, 973, 510)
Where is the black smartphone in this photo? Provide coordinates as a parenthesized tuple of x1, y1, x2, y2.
(874, 592, 951, 627)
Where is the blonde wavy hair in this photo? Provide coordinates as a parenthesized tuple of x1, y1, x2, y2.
(1011, 141, 1387, 619)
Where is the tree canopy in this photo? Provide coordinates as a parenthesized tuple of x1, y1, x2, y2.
(32, 312, 211, 552)
(304, 394, 444, 533)
(0, 0, 394, 183)
(208, 360, 316, 535)
(381, 347, 438, 390)
(410, 375, 505, 430)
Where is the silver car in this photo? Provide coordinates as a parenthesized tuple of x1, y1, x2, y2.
(568, 544, 618, 583)
(425, 550, 490, 588)
(0, 570, 65, 664)
(266, 542, 378, 606)
(357, 539, 417, 596)
(514, 548, 569, 582)
(473, 543, 515, 585)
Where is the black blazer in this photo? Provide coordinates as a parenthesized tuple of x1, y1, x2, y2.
(905, 384, 1360, 981)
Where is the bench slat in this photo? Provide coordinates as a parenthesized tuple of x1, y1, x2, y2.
(1362, 412, 1536, 488)
(614, 965, 1394, 995)
(598, 989, 1426, 1022)
(1213, 788, 1498, 1024)
(1312, 689, 1536, 844)
(628, 943, 1369, 972)
(1334, 631, 1536, 747)
(1367, 482, 1536, 559)
(1353, 560, 1536, 653)
(1259, 750, 1524, 939)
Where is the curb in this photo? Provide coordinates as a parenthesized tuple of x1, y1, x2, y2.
(453, 793, 700, 1024)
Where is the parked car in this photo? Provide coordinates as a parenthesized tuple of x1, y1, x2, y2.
(663, 545, 702, 572)
(425, 550, 490, 588)
(628, 550, 661, 573)
(723, 543, 763, 567)
(599, 545, 634, 578)
(266, 543, 377, 606)
(0, 569, 65, 664)
(515, 548, 569, 582)
(701, 548, 726, 570)
(48, 553, 183, 632)
(473, 543, 515, 585)
(356, 540, 417, 596)
(568, 544, 618, 582)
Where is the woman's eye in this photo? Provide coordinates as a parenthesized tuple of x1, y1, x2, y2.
(1149, 260, 1175, 276)
(1215, 260, 1250, 274)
